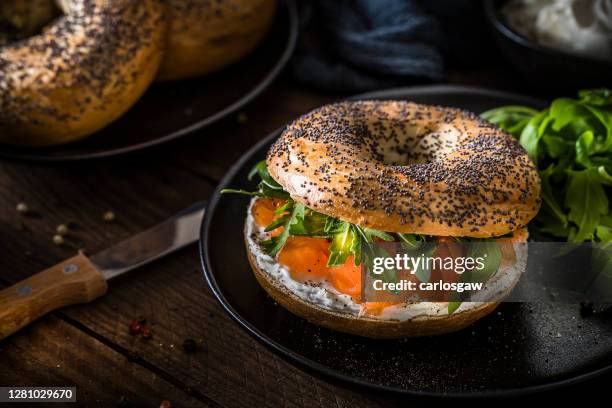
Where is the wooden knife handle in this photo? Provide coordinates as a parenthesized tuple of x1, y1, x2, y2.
(0, 253, 108, 340)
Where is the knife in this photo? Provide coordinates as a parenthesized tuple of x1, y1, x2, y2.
(0, 202, 206, 340)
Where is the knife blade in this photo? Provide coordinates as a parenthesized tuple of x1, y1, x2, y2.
(0, 202, 206, 340)
(91, 202, 206, 280)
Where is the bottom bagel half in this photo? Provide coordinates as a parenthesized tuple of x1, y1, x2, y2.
(243, 199, 526, 339)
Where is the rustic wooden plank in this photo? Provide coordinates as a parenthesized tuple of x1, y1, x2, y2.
(0, 315, 208, 407)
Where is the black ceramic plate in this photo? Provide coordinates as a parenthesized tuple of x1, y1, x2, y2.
(0, 0, 297, 162)
(200, 85, 612, 397)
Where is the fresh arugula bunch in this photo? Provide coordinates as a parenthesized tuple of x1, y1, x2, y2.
(482, 89, 612, 243)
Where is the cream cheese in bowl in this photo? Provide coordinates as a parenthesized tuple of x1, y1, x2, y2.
(503, 0, 612, 56)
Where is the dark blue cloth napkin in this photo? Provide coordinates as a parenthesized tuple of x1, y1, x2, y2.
(292, 0, 444, 92)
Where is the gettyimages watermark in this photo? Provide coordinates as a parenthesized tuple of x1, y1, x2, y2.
(359, 240, 612, 303)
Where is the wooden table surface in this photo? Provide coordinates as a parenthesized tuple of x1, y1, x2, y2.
(0, 69, 609, 407)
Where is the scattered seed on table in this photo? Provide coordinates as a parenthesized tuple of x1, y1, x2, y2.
(128, 319, 142, 335)
(142, 325, 153, 340)
(103, 211, 115, 222)
(16, 202, 28, 214)
(118, 396, 131, 408)
(56, 224, 68, 235)
(52, 235, 64, 245)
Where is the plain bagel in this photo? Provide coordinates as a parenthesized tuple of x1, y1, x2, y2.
(0, 0, 167, 146)
(157, 0, 277, 81)
(267, 101, 542, 238)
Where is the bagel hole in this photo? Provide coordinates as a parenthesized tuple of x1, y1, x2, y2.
(373, 125, 461, 166)
(0, 0, 61, 46)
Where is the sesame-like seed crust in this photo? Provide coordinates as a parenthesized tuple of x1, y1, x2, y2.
(267, 101, 542, 238)
(0, 0, 167, 146)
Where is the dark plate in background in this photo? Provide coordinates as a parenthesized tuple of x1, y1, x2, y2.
(484, 0, 612, 91)
(200, 85, 612, 397)
(0, 0, 297, 162)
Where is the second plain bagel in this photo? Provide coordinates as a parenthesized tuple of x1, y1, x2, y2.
(0, 0, 167, 146)
(267, 101, 542, 238)
(157, 0, 277, 81)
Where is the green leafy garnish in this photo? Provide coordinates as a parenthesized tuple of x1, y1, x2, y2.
(222, 160, 290, 199)
(447, 301, 462, 314)
(467, 241, 502, 284)
(447, 241, 502, 313)
(482, 89, 612, 243)
(327, 222, 359, 266)
(565, 169, 608, 242)
(222, 160, 411, 265)
(397, 233, 425, 249)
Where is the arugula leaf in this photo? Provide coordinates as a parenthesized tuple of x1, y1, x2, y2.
(575, 130, 595, 167)
(222, 161, 289, 199)
(480, 106, 538, 135)
(448, 301, 462, 314)
(566, 169, 609, 243)
(550, 98, 587, 132)
(579, 89, 612, 106)
(220, 188, 261, 196)
(447, 241, 502, 313)
(596, 225, 612, 242)
(249, 160, 278, 187)
(467, 241, 502, 283)
(519, 110, 549, 164)
(249, 160, 290, 199)
(328, 222, 359, 267)
(542, 133, 572, 159)
(264, 202, 306, 257)
(293, 209, 329, 237)
(264, 213, 290, 232)
(588, 166, 612, 186)
(259, 183, 290, 199)
(411, 242, 437, 283)
(360, 227, 395, 243)
(397, 233, 425, 250)
(539, 165, 568, 230)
